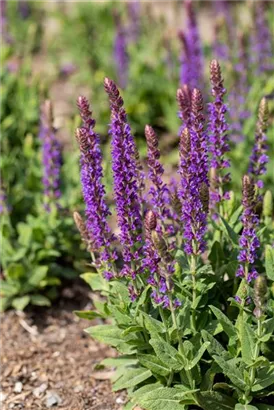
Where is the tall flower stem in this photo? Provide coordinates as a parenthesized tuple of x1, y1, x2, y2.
(190, 253, 197, 333)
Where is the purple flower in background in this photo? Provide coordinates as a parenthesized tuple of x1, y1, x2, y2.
(179, 0, 203, 90)
(252, 1, 274, 74)
(76, 96, 114, 263)
(104, 78, 142, 275)
(212, 17, 229, 61)
(208, 60, 230, 211)
(127, 0, 140, 42)
(39, 101, 62, 211)
(145, 125, 169, 222)
(18, 1, 30, 19)
(179, 89, 209, 255)
(237, 176, 260, 283)
(1, 0, 12, 43)
(113, 12, 128, 89)
(248, 98, 269, 188)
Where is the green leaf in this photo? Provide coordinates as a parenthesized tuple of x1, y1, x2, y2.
(210, 306, 237, 339)
(17, 222, 32, 247)
(135, 285, 150, 312)
(212, 356, 246, 390)
(252, 366, 274, 392)
(265, 245, 274, 280)
(28, 266, 48, 286)
(130, 383, 162, 400)
(186, 342, 210, 370)
(6, 263, 25, 280)
(85, 325, 126, 347)
(209, 241, 225, 271)
(74, 310, 102, 320)
(197, 391, 236, 410)
(80, 272, 108, 291)
(201, 330, 230, 359)
(235, 405, 258, 410)
(149, 338, 184, 371)
(138, 387, 186, 410)
(219, 216, 239, 246)
(113, 367, 152, 391)
(138, 354, 170, 376)
(122, 325, 144, 336)
(238, 317, 256, 364)
(30, 294, 51, 306)
(11, 295, 30, 310)
(142, 312, 165, 335)
(0, 280, 20, 297)
(256, 405, 274, 410)
(101, 356, 138, 368)
(111, 282, 130, 304)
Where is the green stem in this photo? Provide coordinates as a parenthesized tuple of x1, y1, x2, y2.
(190, 254, 197, 333)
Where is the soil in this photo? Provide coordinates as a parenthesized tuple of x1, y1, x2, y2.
(0, 284, 127, 410)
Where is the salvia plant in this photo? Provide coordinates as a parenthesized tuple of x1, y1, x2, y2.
(75, 60, 274, 410)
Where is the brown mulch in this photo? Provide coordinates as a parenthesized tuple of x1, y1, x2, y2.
(0, 285, 127, 410)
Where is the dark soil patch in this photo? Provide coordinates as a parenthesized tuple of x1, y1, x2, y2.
(0, 285, 127, 410)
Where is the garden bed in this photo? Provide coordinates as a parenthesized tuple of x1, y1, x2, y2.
(0, 284, 126, 410)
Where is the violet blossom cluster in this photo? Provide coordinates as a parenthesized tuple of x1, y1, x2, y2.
(127, 0, 140, 42)
(113, 12, 128, 89)
(104, 77, 142, 278)
(39, 100, 62, 212)
(179, 89, 209, 255)
(248, 98, 269, 189)
(76, 96, 115, 275)
(237, 176, 260, 283)
(208, 60, 230, 211)
(179, 0, 203, 90)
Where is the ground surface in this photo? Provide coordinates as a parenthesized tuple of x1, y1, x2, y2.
(0, 284, 127, 410)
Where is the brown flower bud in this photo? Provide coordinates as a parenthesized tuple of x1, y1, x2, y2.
(73, 211, 92, 251)
(253, 275, 268, 318)
(200, 182, 209, 214)
(145, 210, 157, 237)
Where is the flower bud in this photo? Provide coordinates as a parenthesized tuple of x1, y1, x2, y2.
(73, 211, 92, 251)
(253, 275, 268, 318)
(144, 210, 157, 238)
(263, 190, 273, 218)
(200, 182, 209, 214)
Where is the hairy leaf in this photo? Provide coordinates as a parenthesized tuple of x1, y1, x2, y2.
(138, 354, 170, 376)
(149, 338, 184, 371)
(112, 367, 152, 391)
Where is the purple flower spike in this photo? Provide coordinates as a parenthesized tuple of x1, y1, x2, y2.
(177, 84, 192, 131)
(237, 176, 260, 283)
(76, 96, 114, 261)
(145, 125, 169, 222)
(104, 78, 142, 272)
(39, 100, 62, 211)
(248, 98, 269, 188)
(113, 12, 128, 89)
(179, 124, 209, 256)
(208, 60, 230, 212)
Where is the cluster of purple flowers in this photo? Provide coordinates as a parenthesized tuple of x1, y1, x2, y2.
(104, 78, 142, 278)
(208, 59, 230, 212)
(237, 176, 260, 283)
(179, 0, 203, 90)
(76, 96, 115, 274)
(178, 89, 209, 255)
(39, 101, 62, 212)
(248, 98, 269, 188)
(75, 57, 269, 307)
